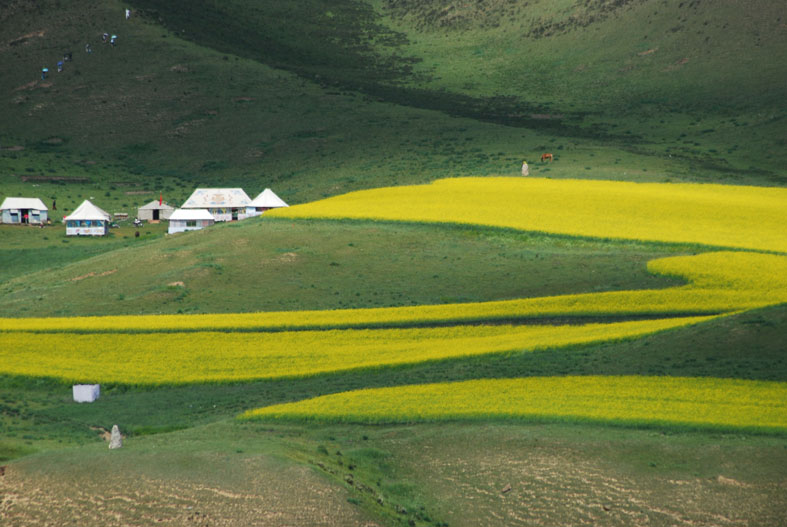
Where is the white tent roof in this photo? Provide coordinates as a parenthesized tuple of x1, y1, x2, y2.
(250, 188, 288, 208)
(64, 200, 111, 221)
(138, 200, 175, 211)
(169, 208, 215, 221)
(181, 188, 251, 208)
(0, 197, 48, 210)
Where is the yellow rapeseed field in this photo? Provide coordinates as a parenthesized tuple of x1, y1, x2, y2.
(0, 318, 708, 384)
(268, 177, 787, 253)
(242, 376, 787, 433)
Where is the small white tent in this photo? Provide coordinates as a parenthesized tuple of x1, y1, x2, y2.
(247, 188, 288, 216)
(168, 208, 216, 234)
(138, 200, 175, 221)
(64, 200, 111, 236)
(1, 197, 48, 224)
(73, 384, 100, 403)
(181, 188, 252, 222)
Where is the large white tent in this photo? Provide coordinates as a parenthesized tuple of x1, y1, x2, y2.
(64, 200, 111, 236)
(168, 208, 216, 234)
(1, 197, 48, 224)
(181, 188, 252, 222)
(247, 188, 288, 216)
(137, 199, 175, 221)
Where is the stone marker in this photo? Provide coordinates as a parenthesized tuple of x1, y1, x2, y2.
(109, 424, 123, 449)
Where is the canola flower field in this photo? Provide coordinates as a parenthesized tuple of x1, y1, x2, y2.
(242, 376, 787, 433)
(0, 317, 709, 384)
(268, 177, 787, 253)
(2, 177, 786, 432)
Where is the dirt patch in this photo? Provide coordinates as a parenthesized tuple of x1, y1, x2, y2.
(638, 48, 658, 56)
(1, 145, 25, 151)
(70, 269, 117, 282)
(233, 96, 255, 102)
(530, 113, 565, 120)
(6, 30, 45, 49)
(89, 426, 112, 442)
(167, 281, 185, 288)
(717, 475, 753, 488)
(19, 175, 89, 183)
(169, 64, 189, 73)
(663, 58, 690, 71)
(166, 119, 206, 138)
(385, 425, 787, 527)
(13, 81, 38, 92)
(0, 450, 376, 526)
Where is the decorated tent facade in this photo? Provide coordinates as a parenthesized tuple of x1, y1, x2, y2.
(0, 197, 48, 224)
(64, 200, 111, 236)
(181, 188, 252, 222)
(138, 199, 175, 221)
(168, 208, 215, 234)
(246, 188, 288, 216)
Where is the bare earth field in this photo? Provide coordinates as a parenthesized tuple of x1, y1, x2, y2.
(3, 422, 784, 527)
(0, 447, 379, 526)
(381, 425, 787, 527)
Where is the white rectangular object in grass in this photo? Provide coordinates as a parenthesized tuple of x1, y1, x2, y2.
(73, 384, 100, 403)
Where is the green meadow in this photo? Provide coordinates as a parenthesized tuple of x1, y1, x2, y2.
(1, 0, 785, 525)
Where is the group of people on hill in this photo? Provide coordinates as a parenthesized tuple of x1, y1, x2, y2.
(40, 8, 131, 80)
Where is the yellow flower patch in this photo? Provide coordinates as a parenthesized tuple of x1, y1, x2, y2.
(243, 376, 787, 433)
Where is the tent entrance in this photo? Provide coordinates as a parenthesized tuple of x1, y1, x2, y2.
(152, 209, 160, 220)
(21, 209, 30, 224)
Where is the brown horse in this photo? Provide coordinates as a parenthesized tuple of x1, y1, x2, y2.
(540, 153, 553, 162)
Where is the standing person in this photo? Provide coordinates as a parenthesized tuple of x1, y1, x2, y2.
(110, 34, 117, 47)
(41, 67, 48, 80)
(125, 8, 130, 19)
(102, 32, 109, 43)
(57, 60, 64, 72)
(85, 43, 92, 53)
(521, 160, 529, 176)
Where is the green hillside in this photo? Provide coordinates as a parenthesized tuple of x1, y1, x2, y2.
(1, 0, 785, 216)
(0, 217, 688, 317)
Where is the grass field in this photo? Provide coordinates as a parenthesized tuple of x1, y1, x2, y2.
(1, 0, 786, 525)
(0, 217, 688, 318)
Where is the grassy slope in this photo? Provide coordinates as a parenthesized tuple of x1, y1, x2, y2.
(378, 0, 787, 182)
(0, 217, 687, 317)
(2, 0, 785, 215)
